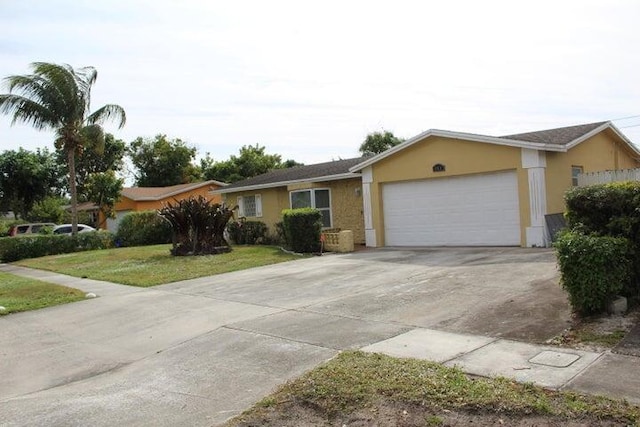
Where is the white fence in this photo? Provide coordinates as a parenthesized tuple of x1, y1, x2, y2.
(577, 168, 640, 187)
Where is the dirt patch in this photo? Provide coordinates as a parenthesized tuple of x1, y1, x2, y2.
(547, 307, 640, 353)
(231, 399, 630, 426)
(451, 278, 572, 342)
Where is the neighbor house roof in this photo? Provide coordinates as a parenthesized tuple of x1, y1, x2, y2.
(350, 121, 640, 172)
(122, 180, 226, 201)
(214, 157, 367, 194)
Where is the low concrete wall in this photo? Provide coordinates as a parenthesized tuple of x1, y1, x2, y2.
(323, 230, 354, 253)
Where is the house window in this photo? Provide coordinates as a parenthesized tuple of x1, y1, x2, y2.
(290, 188, 332, 228)
(571, 166, 583, 186)
(237, 194, 262, 217)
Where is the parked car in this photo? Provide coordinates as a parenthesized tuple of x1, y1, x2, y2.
(52, 224, 96, 235)
(8, 223, 56, 237)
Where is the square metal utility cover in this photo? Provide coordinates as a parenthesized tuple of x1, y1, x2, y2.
(529, 350, 580, 368)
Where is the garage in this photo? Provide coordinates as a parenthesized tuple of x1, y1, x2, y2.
(382, 171, 520, 246)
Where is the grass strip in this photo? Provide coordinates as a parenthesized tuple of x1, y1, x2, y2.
(0, 271, 85, 314)
(16, 244, 303, 287)
(231, 351, 639, 425)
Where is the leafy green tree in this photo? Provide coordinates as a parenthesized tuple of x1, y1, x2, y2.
(129, 134, 201, 186)
(0, 62, 126, 234)
(201, 144, 303, 183)
(27, 196, 67, 223)
(359, 131, 404, 155)
(57, 133, 126, 201)
(0, 148, 63, 219)
(84, 170, 124, 228)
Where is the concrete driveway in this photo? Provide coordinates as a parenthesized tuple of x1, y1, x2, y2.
(0, 247, 570, 426)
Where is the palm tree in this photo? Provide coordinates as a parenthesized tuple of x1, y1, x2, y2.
(0, 62, 126, 235)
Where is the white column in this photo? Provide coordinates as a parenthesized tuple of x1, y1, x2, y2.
(361, 166, 377, 247)
(521, 149, 548, 247)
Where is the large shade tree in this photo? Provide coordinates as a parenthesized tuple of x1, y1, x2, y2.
(0, 62, 126, 234)
(359, 130, 404, 155)
(201, 144, 303, 183)
(56, 132, 126, 201)
(129, 134, 200, 186)
(0, 148, 63, 218)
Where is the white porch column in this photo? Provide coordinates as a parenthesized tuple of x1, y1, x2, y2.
(361, 166, 377, 247)
(521, 149, 548, 247)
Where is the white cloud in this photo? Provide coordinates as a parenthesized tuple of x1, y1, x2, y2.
(1, 0, 639, 165)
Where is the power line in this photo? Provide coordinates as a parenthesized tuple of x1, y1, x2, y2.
(619, 123, 640, 129)
(611, 114, 640, 121)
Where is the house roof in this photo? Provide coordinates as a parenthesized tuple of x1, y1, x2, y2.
(350, 121, 640, 172)
(62, 201, 98, 212)
(499, 121, 608, 145)
(122, 180, 226, 201)
(214, 157, 367, 194)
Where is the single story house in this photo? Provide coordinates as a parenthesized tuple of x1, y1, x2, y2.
(103, 180, 226, 232)
(213, 158, 367, 244)
(215, 121, 640, 248)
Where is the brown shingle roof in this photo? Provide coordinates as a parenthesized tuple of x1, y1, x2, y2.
(122, 180, 225, 201)
(219, 157, 368, 192)
(499, 121, 608, 145)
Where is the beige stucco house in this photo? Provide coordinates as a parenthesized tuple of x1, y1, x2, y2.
(213, 158, 367, 244)
(216, 121, 640, 248)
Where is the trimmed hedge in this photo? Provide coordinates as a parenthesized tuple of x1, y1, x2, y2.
(565, 182, 640, 241)
(0, 231, 116, 262)
(227, 220, 268, 245)
(115, 210, 172, 247)
(554, 231, 632, 315)
(281, 208, 322, 253)
(558, 181, 640, 313)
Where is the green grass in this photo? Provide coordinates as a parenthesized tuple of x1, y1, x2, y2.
(0, 271, 85, 314)
(575, 329, 627, 347)
(229, 351, 640, 425)
(15, 244, 303, 287)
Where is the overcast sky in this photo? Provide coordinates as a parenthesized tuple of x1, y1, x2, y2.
(1, 0, 639, 167)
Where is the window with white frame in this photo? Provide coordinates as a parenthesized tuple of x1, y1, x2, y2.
(237, 194, 262, 217)
(290, 188, 332, 227)
(571, 166, 583, 187)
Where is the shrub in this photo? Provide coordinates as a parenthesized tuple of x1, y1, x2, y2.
(158, 196, 234, 256)
(0, 231, 115, 262)
(115, 210, 172, 247)
(227, 220, 268, 245)
(564, 181, 640, 299)
(554, 230, 632, 315)
(281, 208, 322, 253)
(565, 182, 640, 241)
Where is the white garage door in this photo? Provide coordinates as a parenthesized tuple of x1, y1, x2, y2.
(382, 171, 520, 246)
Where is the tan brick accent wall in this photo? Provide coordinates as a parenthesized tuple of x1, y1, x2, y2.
(328, 178, 365, 245)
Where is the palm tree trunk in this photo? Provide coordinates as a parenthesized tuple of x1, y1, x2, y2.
(67, 148, 78, 236)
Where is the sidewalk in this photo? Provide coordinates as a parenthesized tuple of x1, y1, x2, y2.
(363, 328, 640, 405)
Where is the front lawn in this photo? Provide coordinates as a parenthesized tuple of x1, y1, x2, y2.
(228, 351, 640, 426)
(15, 244, 303, 287)
(0, 271, 85, 315)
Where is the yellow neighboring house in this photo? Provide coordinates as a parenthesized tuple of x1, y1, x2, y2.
(216, 121, 640, 248)
(213, 158, 367, 244)
(102, 180, 226, 232)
